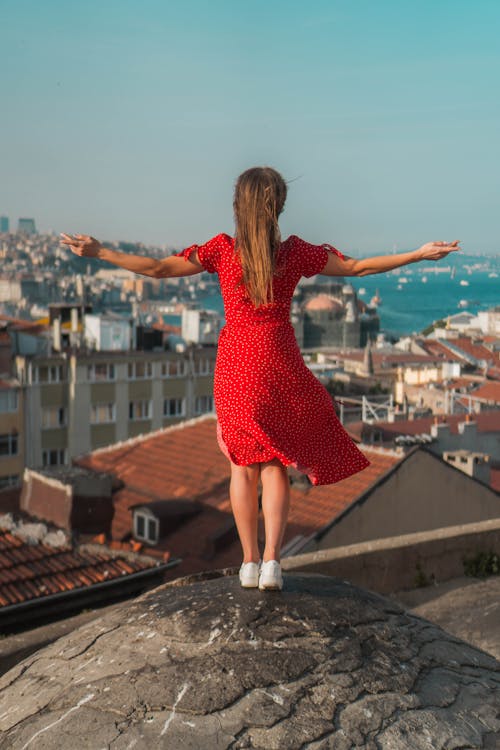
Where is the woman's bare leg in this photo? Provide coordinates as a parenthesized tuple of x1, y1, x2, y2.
(260, 458, 290, 563)
(229, 461, 261, 563)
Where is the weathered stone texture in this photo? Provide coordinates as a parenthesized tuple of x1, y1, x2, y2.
(0, 572, 498, 749)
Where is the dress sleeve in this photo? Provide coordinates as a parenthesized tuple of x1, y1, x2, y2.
(295, 236, 346, 278)
(173, 234, 222, 274)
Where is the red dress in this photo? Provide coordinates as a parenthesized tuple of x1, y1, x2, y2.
(176, 234, 370, 486)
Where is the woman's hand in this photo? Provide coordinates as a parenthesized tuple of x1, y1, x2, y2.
(60, 233, 102, 258)
(415, 240, 461, 261)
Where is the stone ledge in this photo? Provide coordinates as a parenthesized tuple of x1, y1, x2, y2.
(282, 518, 500, 593)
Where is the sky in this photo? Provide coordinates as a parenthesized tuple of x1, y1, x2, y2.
(1, 0, 499, 254)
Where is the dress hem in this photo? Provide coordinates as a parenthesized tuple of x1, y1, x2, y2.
(216, 420, 371, 487)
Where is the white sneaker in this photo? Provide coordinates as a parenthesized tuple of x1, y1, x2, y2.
(258, 560, 283, 591)
(239, 561, 260, 588)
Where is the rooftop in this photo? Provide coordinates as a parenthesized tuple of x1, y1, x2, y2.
(75, 415, 404, 572)
(0, 514, 173, 624)
(470, 381, 500, 402)
(347, 410, 500, 442)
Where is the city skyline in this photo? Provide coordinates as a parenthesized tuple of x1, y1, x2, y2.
(1, 1, 500, 254)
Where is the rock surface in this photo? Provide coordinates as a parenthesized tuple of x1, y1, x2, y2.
(0, 571, 499, 749)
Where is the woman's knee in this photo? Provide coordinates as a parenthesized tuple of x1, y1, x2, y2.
(260, 458, 288, 476)
(230, 461, 260, 483)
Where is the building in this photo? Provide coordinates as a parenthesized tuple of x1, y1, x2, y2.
(0, 379, 24, 489)
(347, 412, 500, 483)
(299, 284, 379, 349)
(309, 446, 500, 554)
(17, 218, 37, 235)
(0, 216, 8, 233)
(442, 449, 491, 485)
(0, 275, 50, 304)
(14, 346, 216, 469)
(181, 308, 223, 345)
(84, 313, 132, 351)
(69, 415, 405, 577)
(69, 414, 500, 575)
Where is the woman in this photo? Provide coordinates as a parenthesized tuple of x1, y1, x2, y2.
(61, 166, 460, 590)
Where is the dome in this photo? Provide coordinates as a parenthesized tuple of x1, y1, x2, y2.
(0, 571, 498, 749)
(304, 293, 344, 312)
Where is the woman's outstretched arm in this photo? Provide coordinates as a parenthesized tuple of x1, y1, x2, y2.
(321, 240, 461, 277)
(60, 233, 203, 278)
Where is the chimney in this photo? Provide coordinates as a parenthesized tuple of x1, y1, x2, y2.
(458, 419, 477, 446)
(71, 306, 79, 333)
(20, 468, 114, 535)
(430, 421, 451, 442)
(52, 317, 61, 352)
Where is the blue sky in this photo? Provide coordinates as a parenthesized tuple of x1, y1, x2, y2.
(1, 0, 499, 254)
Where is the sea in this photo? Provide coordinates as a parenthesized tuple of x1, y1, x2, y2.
(165, 264, 500, 340)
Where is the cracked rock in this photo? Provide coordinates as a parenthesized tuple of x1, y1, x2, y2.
(0, 572, 498, 749)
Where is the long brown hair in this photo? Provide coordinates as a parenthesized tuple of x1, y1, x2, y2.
(234, 166, 287, 307)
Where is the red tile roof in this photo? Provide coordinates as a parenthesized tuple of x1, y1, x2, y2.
(339, 350, 444, 367)
(445, 376, 484, 390)
(470, 382, 500, 403)
(348, 410, 500, 441)
(0, 528, 167, 610)
(75, 415, 404, 573)
(418, 339, 468, 363)
(447, 337, 500, 364)
(486, 367, 500, 381)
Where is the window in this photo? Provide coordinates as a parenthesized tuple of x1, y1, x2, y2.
(195, 395, 214, 414)
(136, 514, 145, 537)
(87, 363, 115, 381)
(91, 403, 116, 424)
(0, 390, 18, 413)
(0, 474, 20, 489)
(42, 448, 67, 466)
(134, 512, 159, 544)
(163, 398, 185, 417)
(196, 358, 212, 375)
(41, 406, 66, 429)
(0, 434, 18, 457)
(34, 364, 64, 383)
(161, 360, 186, 378)
(129, 400, 152, 420)
(128, 361, 153, 379)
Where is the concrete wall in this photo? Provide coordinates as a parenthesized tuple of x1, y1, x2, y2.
(313, 449, 500, 552)
(283, 518, 500, 594)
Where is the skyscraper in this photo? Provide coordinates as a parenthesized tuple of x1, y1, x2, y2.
(18, 218, 37, 235)
(0, 216, 9, 232)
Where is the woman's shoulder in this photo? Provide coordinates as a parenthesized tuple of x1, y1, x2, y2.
(212, 232, 234, 246)
(281, 234, 312, 248)
(282, 235, 345, 258)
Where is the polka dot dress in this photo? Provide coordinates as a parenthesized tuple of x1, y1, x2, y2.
(175, 234, 371, 486)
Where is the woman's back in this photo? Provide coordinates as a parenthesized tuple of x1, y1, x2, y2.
(178, 233, 345, 328)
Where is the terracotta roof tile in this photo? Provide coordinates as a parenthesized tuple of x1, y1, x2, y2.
(0, 528, 166, 611)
